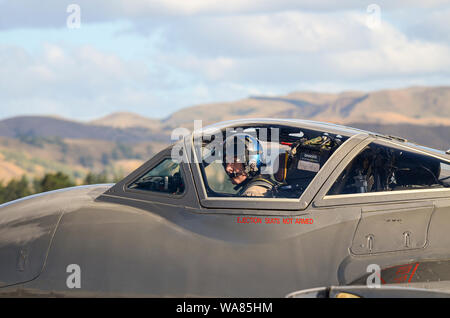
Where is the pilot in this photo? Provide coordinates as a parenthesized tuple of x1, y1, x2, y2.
(222, 133, 276, 197)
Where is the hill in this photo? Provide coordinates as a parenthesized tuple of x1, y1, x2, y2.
(0, 136, 167, 184)
(89, 112, 162, 130)
(163, 86, 450, 128)
(0, 116, 170, 143)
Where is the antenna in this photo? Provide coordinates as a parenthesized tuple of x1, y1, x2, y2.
(387, 135, 407, 142)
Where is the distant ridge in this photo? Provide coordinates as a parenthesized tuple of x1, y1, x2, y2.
(162, 86, 450, 128)
(349, 123, 450, 151)
(0, 116, 169, 143)
(2, 85, 449, 129)
(89, 112, 162, 130)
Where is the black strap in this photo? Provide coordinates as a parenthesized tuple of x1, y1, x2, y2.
(237, 176, 276, 196)
(247, 179, 274, 190)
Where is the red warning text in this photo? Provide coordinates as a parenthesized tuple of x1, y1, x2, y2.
(236, 217, 313, 224)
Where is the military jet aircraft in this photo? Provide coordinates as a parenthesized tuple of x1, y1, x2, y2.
(0, 118, 450, 297)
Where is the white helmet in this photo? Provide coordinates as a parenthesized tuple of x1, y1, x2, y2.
(222, 133, 263, 177)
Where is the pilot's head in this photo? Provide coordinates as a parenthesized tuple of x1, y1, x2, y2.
(222, 133, 262, 185)
(225, 157, 248, 185)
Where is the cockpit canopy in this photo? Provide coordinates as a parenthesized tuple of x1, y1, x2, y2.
(193, 122, 349, 198)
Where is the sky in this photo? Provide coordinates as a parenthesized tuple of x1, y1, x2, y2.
(0, 0, 449, 121)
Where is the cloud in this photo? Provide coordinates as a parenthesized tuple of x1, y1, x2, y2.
(0, 42, 257, 120)
(0, 43, 151, 92)
(328, 16, 450, 78)
(156, 11, 450, 83)
(157, 11, 371, 58)
(0, 0, 449, 30)
(408, 7, 450, 43)
(0, 43, 164, 119)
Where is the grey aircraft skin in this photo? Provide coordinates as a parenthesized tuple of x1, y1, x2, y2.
(1, 118, 450, 297)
